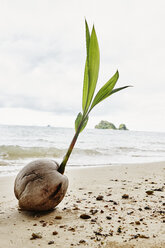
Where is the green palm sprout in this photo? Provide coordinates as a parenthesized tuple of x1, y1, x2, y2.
(58, 20, 130, 174)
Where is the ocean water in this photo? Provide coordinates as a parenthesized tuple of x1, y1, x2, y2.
(0, 125, 165, 176)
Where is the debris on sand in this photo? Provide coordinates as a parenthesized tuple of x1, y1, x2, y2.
(122, 194, 129, 199)
(80, 214, 91, 219)
(30, 232, 42, 240)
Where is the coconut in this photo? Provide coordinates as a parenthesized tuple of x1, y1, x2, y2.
(14, 159, 68, 211)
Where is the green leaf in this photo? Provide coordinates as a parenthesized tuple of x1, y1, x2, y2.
(90, 70, 119, 111)
(82, 20, 90, 113)
(85, 19, 90, 64)
(75, 112, 83, 132)
(82, 59, 89, 112)
(110, 86, 131, 96)
(79, 115, 89, 133)
(85, 25, 100, 112)
(75, 112, 89, 133)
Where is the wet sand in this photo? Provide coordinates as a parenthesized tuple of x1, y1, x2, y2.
(0, 162, 165, 247)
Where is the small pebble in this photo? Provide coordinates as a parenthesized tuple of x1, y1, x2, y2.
(122, 194, 129, 199)
(96, 195, 104, 201)
(68, 227, 75, 232)
(55, 216, 62, 220)
(90, 209, 98, 215)
(48, 241, 54, 245)
(135, 221, 141, 225)
(79, 239, 86, 244)
(30, 233, 42, 240)
(80, 214, 91, 219)
(146, 190, 154, 195)
(144, 206, 151, 210)
(139, 234, 149, 239)
(117, 227, 122, 233)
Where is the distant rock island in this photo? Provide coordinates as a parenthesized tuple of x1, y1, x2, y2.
(95, 120, 128, 130)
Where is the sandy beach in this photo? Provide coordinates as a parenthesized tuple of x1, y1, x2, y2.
(0, 162, 165, 248)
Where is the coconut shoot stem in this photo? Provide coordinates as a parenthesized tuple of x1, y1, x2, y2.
(58, 120, 84, 174)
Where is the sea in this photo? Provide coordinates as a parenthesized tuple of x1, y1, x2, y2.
(0, 125, 165, 176)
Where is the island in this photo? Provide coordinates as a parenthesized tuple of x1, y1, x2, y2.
(118, 123, 128, 130)
(95, 120, 128, 130)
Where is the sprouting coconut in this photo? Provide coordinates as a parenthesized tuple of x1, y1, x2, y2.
(14, 20, 131, 211)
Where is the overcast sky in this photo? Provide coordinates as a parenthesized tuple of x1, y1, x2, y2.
(0, 0, 165, 132)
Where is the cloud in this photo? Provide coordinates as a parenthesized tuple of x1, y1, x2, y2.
(0, 0, 165, 131)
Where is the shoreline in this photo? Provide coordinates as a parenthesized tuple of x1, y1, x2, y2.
(1, 160, 165, 178)
(0, 162, 165, 247)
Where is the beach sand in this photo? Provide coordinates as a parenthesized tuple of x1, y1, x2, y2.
(0, 162, 165, 248)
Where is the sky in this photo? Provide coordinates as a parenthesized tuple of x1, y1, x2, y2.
(0, 0, 165, 132)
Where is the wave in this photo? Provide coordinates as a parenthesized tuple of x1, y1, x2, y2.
(0, 145, 101, 161)
(0, 145, 64, 160)
(0, 160, 10, 166)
